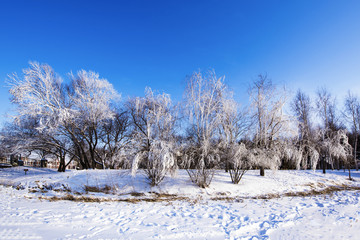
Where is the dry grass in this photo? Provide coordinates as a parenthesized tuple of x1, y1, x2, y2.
(210, 196, 244, 202)
(84, 185, 113, 194)
(0, 180, 24, 190)
(130, 192, 145, 197)
(53, 184, 72, 193)
(277, 185, 360, 199)
(39, 192, 191, 204)
(44, 194, 103, 202)
(211, 184, 360, 201)
(255, 193, 281, 200)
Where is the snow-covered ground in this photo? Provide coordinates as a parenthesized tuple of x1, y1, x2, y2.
(0, 167, 359, 239)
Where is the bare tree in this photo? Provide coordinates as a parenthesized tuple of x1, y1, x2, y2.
(316, 87, 343, 131)
(98, 107, 131, 169)
(292, 90, 312, 142)
(316, 87, 332, 131)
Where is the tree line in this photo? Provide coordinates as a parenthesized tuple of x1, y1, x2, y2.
(1, 62, 359, 187)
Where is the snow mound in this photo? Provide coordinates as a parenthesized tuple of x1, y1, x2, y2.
(1, 167, 359, 200)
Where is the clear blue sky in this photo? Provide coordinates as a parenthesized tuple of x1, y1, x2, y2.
(1, 0, 360, 126)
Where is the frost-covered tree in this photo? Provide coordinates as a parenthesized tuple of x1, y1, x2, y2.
(318, 129, 353, 179)
(248, 146, 281, 172)
(129, 88, 178, 186)
(65, 70, 120, 169)
(316, 87, 343, 132)
(183, 70, 227, 187)
(98, 108, 131, 169)
(7, 63, 75, 170)
(217, 87, 252, 182)
(316, 87, 345, 173)
(0, 115, 75, 171)
(249, 74, 293, 176)
(344, 91, 360, 170)
(292, 90, 312, 143)
(0, 117, 37, 158)
(291, 89, 319, 170)
(7, 62, 121, 170)
(8, 62, 67, 132)
(277, 139, 317, 170)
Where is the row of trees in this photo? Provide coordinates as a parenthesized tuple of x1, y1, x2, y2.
(1, 62, 358, 187)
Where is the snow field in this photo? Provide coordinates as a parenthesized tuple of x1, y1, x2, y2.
(0, 168, 359, 239)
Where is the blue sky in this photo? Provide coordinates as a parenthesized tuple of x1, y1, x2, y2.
(1, 0, 360, 126)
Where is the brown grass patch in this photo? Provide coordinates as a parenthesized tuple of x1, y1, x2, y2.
(130, 192, 145, 197)
(256, 193, 281, 199)
(43, 194, 103, 202)
(281, 185, 360, 199)
(39, 192, 190, 204)
(210, 196, 244, 202)
(216, 192, 228, 196)
(150, 192, 178, 198)
(84, 185, 113, 194)
(0, 181, 25, 190)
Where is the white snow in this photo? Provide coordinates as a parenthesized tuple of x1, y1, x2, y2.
(0, 167, 359, 239)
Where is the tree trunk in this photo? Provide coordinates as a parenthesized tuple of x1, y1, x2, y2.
(322, 156, 326, 174)
(348, 168, 352, 180)
(57, 157, 66, 172)
(260, 166, 265, 176)
(354, 135, 358, 171)
(225, 161, 229, 173)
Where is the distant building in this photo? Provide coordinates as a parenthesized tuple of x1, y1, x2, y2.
(0, 154, 78, 169)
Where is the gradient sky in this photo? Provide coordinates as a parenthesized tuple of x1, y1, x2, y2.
(1, 0, 360, 126)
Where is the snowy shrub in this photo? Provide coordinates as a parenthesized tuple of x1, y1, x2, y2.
(323, 129, 353, 178)
(132, 140, 177, 186)
(317, 129, 352, 172)
(249, 147, 281, 171)
(184, 144, 220, 188)
(278, 142, 304, 170)
(304, 146, 320, 170)
(226, 143, 252, 184)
